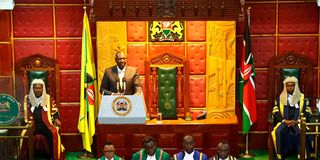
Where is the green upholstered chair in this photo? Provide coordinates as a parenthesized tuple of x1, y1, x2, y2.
(145, 53, 190, 119)
(268, 52, 313, 160)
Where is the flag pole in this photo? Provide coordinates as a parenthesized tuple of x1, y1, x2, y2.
(239, 6, 255, 159)
(77, 0, 95, 159)
(240, 133, 255, 158)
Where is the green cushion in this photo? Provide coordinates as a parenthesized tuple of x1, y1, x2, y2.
(158, 67, 177, 119)
(28, 70, 47, 87)
(281, 68, 300, 80)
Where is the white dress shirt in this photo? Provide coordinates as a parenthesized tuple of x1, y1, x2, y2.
(117, 66, 126, 89)
(105, 157, 114, 160)
(183, 151, 194, 160)
(146, 154, 156, 160)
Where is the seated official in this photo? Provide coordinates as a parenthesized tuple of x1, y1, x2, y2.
(209, 140, 237, 160)
(172, 135, 208, 160)
(132, 136, 170, 160)
(100, 51, 142, 96)
(271, 76, 312, 160)
(100, 142, 123, 160)
(21, 79, 64, 160)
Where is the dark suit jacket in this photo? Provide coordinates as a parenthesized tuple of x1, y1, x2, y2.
(100, 65, 142, 95)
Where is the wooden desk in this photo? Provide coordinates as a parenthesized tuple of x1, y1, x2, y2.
(96, 117, 238, 159)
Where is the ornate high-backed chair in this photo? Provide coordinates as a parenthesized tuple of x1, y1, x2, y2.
(268, 52, 313, 160)
(145, 53, 190, 119)
(16, 54, 60, 107)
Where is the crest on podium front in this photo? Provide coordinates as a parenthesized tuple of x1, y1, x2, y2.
(112, 96, 132, 116)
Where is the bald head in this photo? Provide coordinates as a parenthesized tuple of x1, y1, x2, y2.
(115, 51, 127, 70)
(183, 135, 195, 154)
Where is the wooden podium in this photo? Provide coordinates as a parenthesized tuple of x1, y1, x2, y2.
(98, 95, 147, 124)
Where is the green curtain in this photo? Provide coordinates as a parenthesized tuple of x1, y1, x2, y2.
(158, 67, 176, 118)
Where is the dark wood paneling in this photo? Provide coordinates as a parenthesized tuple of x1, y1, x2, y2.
(96, 123, 238, 159)
(92, 0, 241, 21)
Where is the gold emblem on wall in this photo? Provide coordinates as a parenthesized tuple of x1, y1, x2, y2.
(149, 21, 184, 42)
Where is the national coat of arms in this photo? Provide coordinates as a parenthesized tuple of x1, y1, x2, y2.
(112, 96, 132, 116)
(0, 94, 19, 125)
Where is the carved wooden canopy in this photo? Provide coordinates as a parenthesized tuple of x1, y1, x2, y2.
(91, 0, 241, 21)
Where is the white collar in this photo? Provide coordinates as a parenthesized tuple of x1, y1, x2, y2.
(117, 66, 126, 73)
(184, 150, 194, 157)
(105, 157, 114, 160)
(146, 154, 156, 160)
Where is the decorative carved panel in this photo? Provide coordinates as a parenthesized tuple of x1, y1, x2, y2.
(92, 0, 241, 21)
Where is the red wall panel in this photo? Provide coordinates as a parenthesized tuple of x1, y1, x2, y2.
(278, 37, 318, 66)
(186, 21, 206, 42)
(250, 4, 276, 34)
(250, 102, 269, 131)
(127, 21, 146, 42)
(0, 76, 13, 95)
(251, 37, 275, 68)
(255, 71, 268, 100)
(14, 40, 54, 62)
(0, 11, 11, 41)
(0, 44, 12, 76)
(127, 44, 146, 75)
(187, 44, 206, 75)
(59, 104, 80, 133)
(60, 72, 80, 102)
(279, 3, 319, 34)
(56, 6, 83, 37)
(189, 76, 206, 107)
(13, 7, 53, 37)
(56, 39, 81, 70)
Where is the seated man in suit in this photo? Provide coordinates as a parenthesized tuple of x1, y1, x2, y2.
(100, 142, 123, 160)
(100, 51, 142, 96)
(21, 79, 64, 160)
(209, 140, 237, 160)
(173, 135, 208, 160)
(271, 76, 312, 160)
(132, 136, 170, 160)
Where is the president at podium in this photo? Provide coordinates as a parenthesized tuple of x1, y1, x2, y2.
(98, 51, 146, 124)
(100, 51, 142, 96)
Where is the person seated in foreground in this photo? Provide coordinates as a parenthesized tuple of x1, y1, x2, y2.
(132, 136, 170, 160)
(100, 142, 123, 160)
(172, 135, 208, 160)
(209, 140, 237, 160)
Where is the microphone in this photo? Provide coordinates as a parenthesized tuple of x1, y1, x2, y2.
(116, 77, 120, 93)
(122, 77, 126, 92)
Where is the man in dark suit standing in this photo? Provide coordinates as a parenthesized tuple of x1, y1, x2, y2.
(100, 51, 142, 95)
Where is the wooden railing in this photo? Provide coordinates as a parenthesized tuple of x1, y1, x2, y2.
(0, 120, 33, 160)
(300, 113, 320, 160)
